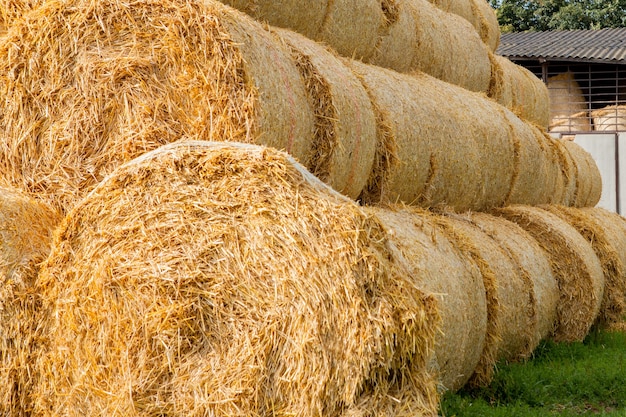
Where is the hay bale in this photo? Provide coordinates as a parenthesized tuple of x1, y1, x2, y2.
(0, 187, 60, 417)
(316, 0, 386, 61)
(549, 111, 592, 137)
(592, 105, 626, 132)
(433, 211, 537, 387)
(0, 0, 319, 213)
(543, 205, 626, 327)
(500, 110, 558, 206)
(469, 0, 500, 51)
(494, 205, 605, 342)
(427, 0, 499, 50)
(369, 0, 492, 93)
(272, 28, 378, 200)
(547, 71, 591, 135)
(368, 206, 487, 393)
(32, 141, 440, 417)
(561, 139, 603, 208)
(404, 0, 491, 93)
(219, 0, 327, 39)
(351, 61, 520, 211)
(488, 54, 550, 129)
(467, 212, 559, 355)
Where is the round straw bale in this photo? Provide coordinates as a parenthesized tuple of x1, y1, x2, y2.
(494, 205, 605, 342)
(219, 0, 328, 39)
(32, 141, 440, 416)
(0, 187, 60, 417)
(272, 28, 377, 200)
(351, 61, 520, 211)
(0, 0, 317, 213)
(488, 55, 550, 129)
(426, 0, 499, 51)
(543, 205, 626, 327)
(592, 105, 626, 132)
(470, 0, 500, 51)
(548, 71, 588, 121)
(433, 211, 536, 387)
(550, 110, 592, 136)
(368, 206, 487, 393)
(560, 139, 603, 208)
(403, 0, 491, 93)
(316, 0, 386, 61)
(467, 212, 559, 354)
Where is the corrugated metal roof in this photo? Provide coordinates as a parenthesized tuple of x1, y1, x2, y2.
(497, 28, 626, 64)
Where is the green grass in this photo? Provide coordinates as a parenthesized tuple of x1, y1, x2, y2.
(439, 328, 626, 416)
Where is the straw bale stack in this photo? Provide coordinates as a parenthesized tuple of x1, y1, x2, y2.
(368, 0, 492, 93)
(219, 0, 327, 39)
(495, 205, 605, 342)
(542, 205, 626, 327)
(368, 206, 487, 393)
(561, 139, 603, 208)
(0, 0, 322, 213)
(433, 211, 537, 387)
(32, 141, 440, 417)
(488, 54, 550, 129)
(0, 187, 60, 417)
(272, 28, 377, 199)
(221, 0, 387, 61)
(467, 212, 559, 354)
(351, 61, 518, 211)
(427, 0, 500, 51)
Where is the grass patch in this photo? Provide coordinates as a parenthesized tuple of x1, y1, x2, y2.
(440, 328, 626, 416)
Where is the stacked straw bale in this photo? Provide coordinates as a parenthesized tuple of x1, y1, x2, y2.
(368, 0, 492, 93)
(561, 139, 603, 208)
(432, 211, 540, 387)
(465, 212, 559, 355)
(221, 0, 493, 93)
(350, 60, 588, 211)
(220, 0, 387, 61)
(0, 187, 60, 417)
(272, 28, 378, 200)
(428, 0, 500, 51)
(542, 205, 626, 328)
(368, 206, 487, 393)
(32, 141, 440, 417)
(0, 0, 322, 212)
(488, 54, 551, 129)
(494, 205, 605, 342)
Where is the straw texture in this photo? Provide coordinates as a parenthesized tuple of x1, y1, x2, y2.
(468, 212, 559, 354)
(273, 28, 378, 199)
(0, 0, 317, 213)
(33, 141, 440, 417)
(428, 0, 500, 51)
(543, 205, 626, 328)
(369, 206, 487, 393)
(488, 54, 550, 129)
(351, 61, 519, 211)
(435, 211, 535, 387)
(495, 205, 605, 342)
(561, 140, 603, 208)
(0, 187, 61, 417)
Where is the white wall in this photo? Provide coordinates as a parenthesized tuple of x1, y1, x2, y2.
(574, 134, 618, 213)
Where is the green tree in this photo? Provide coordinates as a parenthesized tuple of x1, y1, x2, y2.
(492, 0, 626, 32)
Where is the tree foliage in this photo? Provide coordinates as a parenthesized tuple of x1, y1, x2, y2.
(491, 0, 626, 32)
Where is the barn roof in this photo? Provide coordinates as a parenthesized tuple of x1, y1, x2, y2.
(497, 27, 626, 64)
